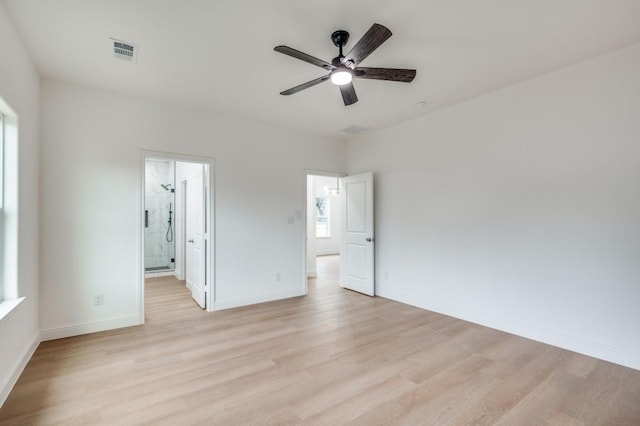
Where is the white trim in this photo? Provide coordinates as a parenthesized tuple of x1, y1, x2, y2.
(139, 154, 146, 323)
(0, 331, 40, 408)
(0, 107, 19, 303)
(175, 179, 188, 281)
(144, 271, 176, 278)
(213, 288, 305, 311)
(0, 111, 4, 304)
(316, 249, 340, 256)
(139, 150, 215, 316)
(40, 315, 140, 341)
(304, 169, 343, 178)
(0, 297, 24, 323)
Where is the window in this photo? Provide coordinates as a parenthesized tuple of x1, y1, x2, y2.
(0, 103, 24, 317)
(0, 112, 4, 302)
(315, 196, 330, 238)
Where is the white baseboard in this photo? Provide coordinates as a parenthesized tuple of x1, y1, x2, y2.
(478, 314, 640, 371)
(379, 288, 640, 372)
(0, 332, 40, 408)
(144, 271, 176, 278)
(41, 315, 140, 341)
(316, 251, 340, 256)
(214, 288, 305, 311)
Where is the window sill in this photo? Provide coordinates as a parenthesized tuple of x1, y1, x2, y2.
(0, 297, 26, 324)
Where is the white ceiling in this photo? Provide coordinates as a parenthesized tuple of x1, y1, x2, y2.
(4, 0, 640, 140)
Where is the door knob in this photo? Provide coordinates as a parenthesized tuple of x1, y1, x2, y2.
(366, 237, 374, 242)
(188, 239, 194, 243)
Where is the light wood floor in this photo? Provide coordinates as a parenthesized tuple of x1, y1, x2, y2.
(2, 255, 640, 425)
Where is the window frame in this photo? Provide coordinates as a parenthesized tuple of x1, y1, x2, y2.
(315, 196, 331, 239)
(0, 104, 25, 320)
(0, 111, 4, 302)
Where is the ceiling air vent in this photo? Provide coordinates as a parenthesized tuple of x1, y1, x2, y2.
(111, 38, 137, 62)
(341, 125, 370, 135)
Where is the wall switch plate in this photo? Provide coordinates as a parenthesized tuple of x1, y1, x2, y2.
(94, 293, 104, 305)
(275, 272, 281, 281)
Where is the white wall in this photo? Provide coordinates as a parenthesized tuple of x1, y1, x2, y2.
(347, 43, 640, 370)
(0, 3, 40, 404)
(39, 79, 345, 337)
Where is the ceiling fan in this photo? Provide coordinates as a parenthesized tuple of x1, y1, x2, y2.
(274, 23, 416, 106)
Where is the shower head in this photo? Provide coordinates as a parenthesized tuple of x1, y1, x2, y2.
(161, 184, 172, 191)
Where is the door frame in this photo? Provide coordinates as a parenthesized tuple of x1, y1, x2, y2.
(176, 179, 187, 281)
(302, 169, 344, 295)
(139, 150, 215, 321)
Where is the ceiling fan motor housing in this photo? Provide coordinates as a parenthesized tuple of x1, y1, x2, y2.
(331, 30, 350, 48)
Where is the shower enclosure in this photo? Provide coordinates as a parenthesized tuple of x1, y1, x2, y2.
(144, 159, 175, 272)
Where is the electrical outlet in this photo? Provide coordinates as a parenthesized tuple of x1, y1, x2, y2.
(94, 293, 104, 306)
(275, 272, 281, 282)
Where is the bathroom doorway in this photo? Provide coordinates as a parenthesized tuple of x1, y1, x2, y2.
(141, 152, 214, 319)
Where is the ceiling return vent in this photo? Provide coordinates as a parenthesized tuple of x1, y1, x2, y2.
(111, 38, 138, 62)
(341, 124, 371, 135)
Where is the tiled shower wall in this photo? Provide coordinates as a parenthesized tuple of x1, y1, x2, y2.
(145, 159, 175, 270)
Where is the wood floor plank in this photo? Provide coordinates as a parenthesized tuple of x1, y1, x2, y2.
(1, 255, 640, 425)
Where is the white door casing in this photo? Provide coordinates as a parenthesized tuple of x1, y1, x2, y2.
(340, 172, 375, 296)
(185, 165, 206, 308)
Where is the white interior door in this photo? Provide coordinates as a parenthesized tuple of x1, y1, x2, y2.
(185, 165, 206, 308)
(340, 172, 375, 296)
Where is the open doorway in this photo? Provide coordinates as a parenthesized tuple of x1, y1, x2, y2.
(141, 152, 214, 322)
(306, 174, 342, 290)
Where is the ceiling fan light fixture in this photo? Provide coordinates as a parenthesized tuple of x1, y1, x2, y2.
(325, 176, 341, 196)
(330, 69, 352, 85)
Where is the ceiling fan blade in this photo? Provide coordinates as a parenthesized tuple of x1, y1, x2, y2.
(339, 83, 358, 106)
(343, 23, 392, 68)
(280, 75, 331, 95)
(274, 46, 335, 70)
(354, 67, 416, 82)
